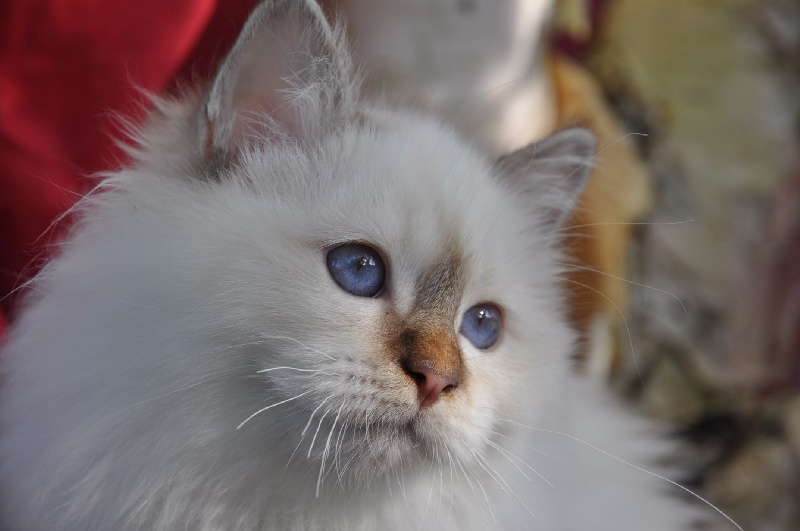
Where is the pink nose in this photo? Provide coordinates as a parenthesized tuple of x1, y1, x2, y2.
(402, 359, 459, 409)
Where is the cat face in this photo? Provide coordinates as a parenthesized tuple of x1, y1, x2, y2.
(183, 114, 582, 479)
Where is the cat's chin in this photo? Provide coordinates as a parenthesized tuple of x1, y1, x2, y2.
(321, 405, 488, 483)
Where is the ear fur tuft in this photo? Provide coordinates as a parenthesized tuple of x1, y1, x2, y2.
(198, 0, 357, 164)
(496, 127, 595, 228)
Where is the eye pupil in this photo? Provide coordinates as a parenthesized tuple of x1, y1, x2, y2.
(326, 244, 386, 298)
(460, 303, 502, 349)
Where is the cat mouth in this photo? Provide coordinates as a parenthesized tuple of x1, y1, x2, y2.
(401, 409, 444, 444)
(395, 420, 429, 450)
(358, 413, 426, 445)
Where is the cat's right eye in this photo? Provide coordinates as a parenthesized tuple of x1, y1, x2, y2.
(326, 243, 386, 297)
(460, 303, 502, 349)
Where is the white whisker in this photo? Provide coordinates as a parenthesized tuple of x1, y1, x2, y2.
(286, 394, 334, 471)
(257, 366, 338, 375)
(236, 391, 310, 430)
(302, 395, 333, 437)
(445, 447, 455, 528)
(488, 429, 573, 467)
(316, 401, 345, 497)
(471, 449, 512, 497)
(466, 457, 498, 525)
(417, 452, 437, 531)
(475, 449, 537, 520)
(561, 262, 686, 314)
(334, 417, 350, 483)
(561, 277, 646, 388)
(258, 335, 338, 361)
(596, 132, 649, 156)
(307, 404, 333, 459)
(485, 439, 536, 486)
(558, 218, 695, 233)
(456, 455, 494, 525)
(434, 444, 444, 528)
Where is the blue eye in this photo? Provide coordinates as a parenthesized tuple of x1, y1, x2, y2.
(459, 303, 502, 349)
(326, 243, 386, 297)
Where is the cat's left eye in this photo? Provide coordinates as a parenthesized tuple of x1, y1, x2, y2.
(326, 243, 386, 297)
(460, 303, 502, 349)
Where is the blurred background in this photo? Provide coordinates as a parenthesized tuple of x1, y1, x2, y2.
(1, 1, 798, 529)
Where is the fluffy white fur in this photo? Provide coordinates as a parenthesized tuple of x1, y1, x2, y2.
(0, 1, 709, 529)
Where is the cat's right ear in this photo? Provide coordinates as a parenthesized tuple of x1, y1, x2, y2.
(197, 0, 356, 163)
(495, 127, 595, 229)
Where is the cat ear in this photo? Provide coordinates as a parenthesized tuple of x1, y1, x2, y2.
(198, 0, 355, 161)
(495, 127, 595, 228)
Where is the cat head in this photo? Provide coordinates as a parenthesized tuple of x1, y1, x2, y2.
(123, 0, 594, 485)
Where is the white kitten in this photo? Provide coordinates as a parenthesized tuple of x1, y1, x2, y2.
(0, 1, 712, 529)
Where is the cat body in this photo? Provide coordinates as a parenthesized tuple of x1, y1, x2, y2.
(0, 1, 704, 529)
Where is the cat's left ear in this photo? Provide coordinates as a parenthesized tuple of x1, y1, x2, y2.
(495, 127, 595, 228)
(197, 0, 356, 162)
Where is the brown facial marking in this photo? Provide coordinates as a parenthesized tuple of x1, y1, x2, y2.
(384, 247, 467, 408)
(413, 252, 464, 318)
(400, 327, 462, 378)
(399, 326, 463, 407)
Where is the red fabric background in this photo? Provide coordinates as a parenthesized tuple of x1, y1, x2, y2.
(0, 0, 260, 335)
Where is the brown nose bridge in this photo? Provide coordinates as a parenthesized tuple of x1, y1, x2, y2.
(395, 249, 466, 406)
(402, 325, 463, 380)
